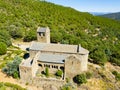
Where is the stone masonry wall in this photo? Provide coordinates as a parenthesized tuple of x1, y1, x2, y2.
(32, 77, 65, 88)
(37, 27, 50, 43)
(65, 55, 82, 78)
(30, 50, 38, 59)
(19, 66, 32, 82)
(77, 54, 88, 71)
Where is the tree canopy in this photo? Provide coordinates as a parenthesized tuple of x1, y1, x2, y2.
(0, 0, 120, 65)
(0, 42, 7, 55)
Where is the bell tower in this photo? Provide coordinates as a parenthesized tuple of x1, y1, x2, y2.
(37, 27, 50, 43)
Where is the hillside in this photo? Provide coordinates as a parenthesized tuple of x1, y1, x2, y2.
(90, 12, 109, 16)
(0, 0, 120, 66)
(100, 12, 120, 20)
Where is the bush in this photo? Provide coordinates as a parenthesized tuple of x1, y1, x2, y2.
(73, 74, 87, 85)
(61, 86, 71, 90)
(112, 71, 120, 81)
(0, 82, 26, 90)
(0, 42, 7, 55)
(9, 29, 23, 39)
(45, 67, 49, 77)
(23, 30, 37, 42)
(85, 72, 93, 79)
(0, 30, 12, 46)
(110, 50, 120, 66)
(13, 71, 19, 78)
(112, 71, 117, 76)
(90, 48, 107, 65)
(61, 83, 76, 90)
(56, 70, 63, 77)
(2, 56, 22, 78)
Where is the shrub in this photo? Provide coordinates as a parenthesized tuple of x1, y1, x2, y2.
(73, 74, 87, 85)
(61, 86, 71, 90)
(0, 30, 12, 46)
(2, 56, 22, 78)
(112, 71, 120, 81)
(90, 48, 107, 65)
(66, 78, 70, 83)
(25, 82, 29, 85)
(13, 71, 19, 78)
(61, 83, 76, 90)
(0, 82, 26, 90)
(45, 67, 49, 77)
(85, 72, 93, 79)
(110, 58, 120, 66)
(9, 29, 23, 39)
(0, 42, 7, 55)
(23, 30, 37, 42)
(112, 71, 117, 76)
(56, 70, 63, 77)
(5, 82, 26, 90)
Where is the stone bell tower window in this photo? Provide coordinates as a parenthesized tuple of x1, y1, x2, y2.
(39, 32, 45, 37)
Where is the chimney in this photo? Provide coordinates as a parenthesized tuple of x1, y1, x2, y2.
(77, 44, 81, 52)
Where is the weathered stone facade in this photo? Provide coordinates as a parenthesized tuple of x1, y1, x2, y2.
(19, 27, 89, 87)
(37, 27, 50, 43)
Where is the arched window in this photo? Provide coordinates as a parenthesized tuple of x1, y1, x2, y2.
(52, 65, 54, 68)
(60, 66, 64, 71)
(38, 64, 42, 67)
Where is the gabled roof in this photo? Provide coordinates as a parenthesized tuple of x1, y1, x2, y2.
(37, 53, 68, 64)
(37, 27, 47, 32)
(30, 41, 89, 54)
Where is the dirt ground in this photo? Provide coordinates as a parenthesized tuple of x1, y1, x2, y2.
(0, 69, 43, 90)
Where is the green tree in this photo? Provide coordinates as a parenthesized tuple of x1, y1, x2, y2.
(2, 56, 22, 78)
(9, 29, 23, 39)
(0, 30, 11, 46)
(90, 48, 107, 65)
(23, 30, 37, 42)
(73, 74, 87, 85)
(0, 42, 7, 55)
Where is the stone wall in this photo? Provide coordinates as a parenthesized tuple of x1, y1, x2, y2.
(65, 55, 82, 78)
(19, 66, 32, 82)
(45, 27, 50, 43)
(37, 27, 50, 43)
(29, 50, 38, 59)
(77, 54, 88, 71)
(31, 55, 38, 77)
(32, 77, 65, 88)
(37, 33, 46, 43)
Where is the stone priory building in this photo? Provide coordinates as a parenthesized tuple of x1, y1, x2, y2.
(19, 27, 89, 86)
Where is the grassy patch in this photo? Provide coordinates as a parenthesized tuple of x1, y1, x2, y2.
(0, 82, 26, 90)
(0, 45, 25, 69)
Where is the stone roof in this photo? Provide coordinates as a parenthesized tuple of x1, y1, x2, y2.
(30, 41, 89, 54)
(37, 27, 47, 32)
(20, 58, 33, 67)
(38, 53, 68, 64)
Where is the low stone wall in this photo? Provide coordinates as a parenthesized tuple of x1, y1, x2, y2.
(20, 77, 65, 89)
(32, 77, 65, 88)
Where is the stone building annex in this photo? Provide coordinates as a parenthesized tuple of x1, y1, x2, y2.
(19, 27, 89, 86)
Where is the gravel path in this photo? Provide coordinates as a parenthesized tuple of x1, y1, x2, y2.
(12, 43, 30, 51)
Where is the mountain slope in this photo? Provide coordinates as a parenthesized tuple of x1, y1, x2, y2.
(100, 12, 120, 20)
(0, 0, 120, 65)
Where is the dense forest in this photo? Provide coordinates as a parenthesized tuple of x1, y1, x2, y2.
(0, 0, 120, 66)
(100, 12, 120, 20)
